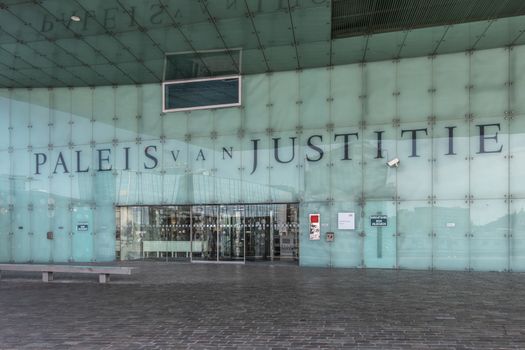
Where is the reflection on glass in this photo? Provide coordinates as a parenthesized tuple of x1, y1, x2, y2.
(117, 203, 299, 263)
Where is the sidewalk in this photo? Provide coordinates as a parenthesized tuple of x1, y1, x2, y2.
(1, 262, 524, 349)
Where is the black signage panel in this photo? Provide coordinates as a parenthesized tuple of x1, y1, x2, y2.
(370, 215, 388, 227)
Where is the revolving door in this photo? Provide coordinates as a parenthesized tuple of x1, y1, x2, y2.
(190, 203, 299, 263)
(191, 205, 245, 262)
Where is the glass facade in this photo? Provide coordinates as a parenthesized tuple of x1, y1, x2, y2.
(1, 46, 524, 271)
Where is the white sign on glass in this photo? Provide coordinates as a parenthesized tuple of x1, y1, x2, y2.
(337, 212, 355, 230)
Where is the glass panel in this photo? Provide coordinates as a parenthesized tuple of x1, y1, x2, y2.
(434, 52, 469, 121)
(397, 122, 432, 200)
(397, 201, 432, 269)
(299, 201, 330, 267)
(12, 148, 30, 262)
(0, 206, 10, 261)
(95, 204, 115, 262)
(331, 127, 362, 202)
(270, 71, 298, 131)
(470, 48, 508, 119)
(71, 87, 93, 147)
(142, 206, 191, 261)
(144, 207, 161, 259)
(93, 86, 115, 144)
(189, 137, 215, 204)
(72, 206, 93, 262)
(363, 127, 397, 199)
(241, 132, 270, 203)
(470, 199, 508, 271)
(187, 109, 213, 138)
(433, 120, 469, 200)
(332, 64, 361, 127)
(31, 198, 51, 262)
(398, 57, 432, 122)
(433, 200, 470, 270)
(299, 68, 330, 131)
(30, 89, 51, 149)
(470, 117, 508, 199)
(12, 207, 30, 263)
(0, 91, 10, 150)
(244, 74, 269, 133)
(269, 132, 299, 203)
(162, 139, 189, 204)
(164, 50, 241, 80)
(513, 45, 525, 115)
(0, 157, 10, 260)
(509, 116, 525, 197)
(10, 89, 30, 150)
(115, 143, 139, 205)
(363, 200, 397, 268)
(303, 130, 330, 202)
(215, 136, 242, 204)
(116, 85, 138, 143)
(271, 203, 299, 262)
(331, 201, 361, 267)
(51, 88, 72, 147)
(139, 142, 163, 205)
(510, 199, 525, 271)
(119, 206, 146, 260)
(214, 102, 241, 134)
(173, 206, 191, 259)
(50, 198, 71, 262)
(71, 147, 93, 202)
(364, 61, 395, 125)
(163, 113, 187, 140)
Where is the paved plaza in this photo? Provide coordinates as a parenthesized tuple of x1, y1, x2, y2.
(1, 262, 525, 349)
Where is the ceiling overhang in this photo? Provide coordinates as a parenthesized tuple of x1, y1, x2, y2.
(0, 0, 523, 88)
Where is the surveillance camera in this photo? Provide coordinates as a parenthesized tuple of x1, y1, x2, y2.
(387, 158, 400, 167)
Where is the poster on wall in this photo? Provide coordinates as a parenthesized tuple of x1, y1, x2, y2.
(337, 212, 355, 230)
(309, 214, 320, 240)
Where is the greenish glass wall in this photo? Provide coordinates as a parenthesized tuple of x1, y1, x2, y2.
(1, 45, 525, 270)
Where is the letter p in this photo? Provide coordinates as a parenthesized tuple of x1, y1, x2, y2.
(35, 153, 47, 175)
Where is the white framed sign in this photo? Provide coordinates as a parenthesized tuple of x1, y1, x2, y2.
(338, 212, 355, 230)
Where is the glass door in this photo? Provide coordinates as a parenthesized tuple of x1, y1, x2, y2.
(191, 205, 245, 263)
(149, 206, 191, 261)
(245, 204, 271, 260)
(218, 205, 245, 261)
(191, 205, 218, 261)
(118, 206, 148, 260)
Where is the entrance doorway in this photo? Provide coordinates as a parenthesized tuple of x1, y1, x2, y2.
(116, 203, 299, 263)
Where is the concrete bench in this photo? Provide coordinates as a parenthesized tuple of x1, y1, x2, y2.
(0, 264, 133, 283)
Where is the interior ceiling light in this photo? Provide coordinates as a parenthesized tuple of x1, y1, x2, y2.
(70, 15, 81, 22)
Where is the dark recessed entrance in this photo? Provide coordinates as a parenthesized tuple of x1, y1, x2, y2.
(116, 203, 299, 264)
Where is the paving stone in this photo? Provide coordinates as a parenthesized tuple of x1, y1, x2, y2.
(0, 262, 525, 349)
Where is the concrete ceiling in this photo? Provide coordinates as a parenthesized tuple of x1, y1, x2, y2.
(0, 0, 524, 88)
